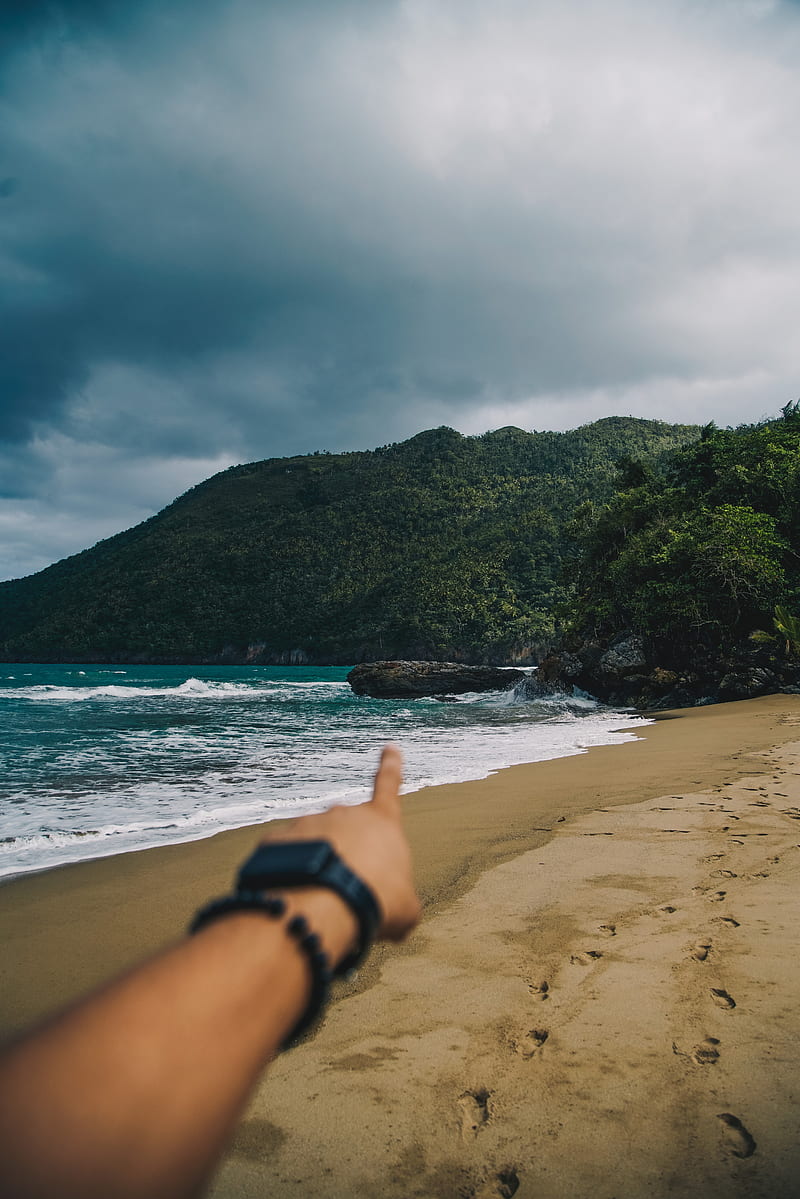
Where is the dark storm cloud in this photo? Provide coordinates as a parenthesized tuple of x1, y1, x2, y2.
(0, 0, 123, 41)
(2, 0, 800, 577)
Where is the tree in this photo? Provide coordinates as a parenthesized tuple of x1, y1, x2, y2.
(773, 605, 800, 656)
(569, 414, 800, 663)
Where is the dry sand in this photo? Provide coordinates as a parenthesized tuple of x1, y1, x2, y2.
(1, 694, 800, 1197)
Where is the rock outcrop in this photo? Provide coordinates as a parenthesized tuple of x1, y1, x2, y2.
(347, 661, 525, 699)
(717, 666, 778, 701)
(526, 631, 800, 710)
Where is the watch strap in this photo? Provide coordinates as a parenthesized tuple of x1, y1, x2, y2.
(236, 841, 381, 976)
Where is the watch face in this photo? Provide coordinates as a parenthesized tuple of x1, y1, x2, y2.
(238, 840, 334, 888)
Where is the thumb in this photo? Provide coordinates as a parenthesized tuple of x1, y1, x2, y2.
(370, 743, 403, 818)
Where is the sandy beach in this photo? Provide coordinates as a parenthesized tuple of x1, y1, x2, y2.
(2, 693, 800, 1197)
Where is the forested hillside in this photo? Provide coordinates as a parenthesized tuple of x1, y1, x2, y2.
(0, 418, 698, 664)
(571, 405, 800, 656)
(545, 403, 800, 707)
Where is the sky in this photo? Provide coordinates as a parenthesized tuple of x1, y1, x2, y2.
(2, 0, 800, 580)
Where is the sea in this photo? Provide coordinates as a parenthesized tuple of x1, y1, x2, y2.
(0, 664, 651, 881)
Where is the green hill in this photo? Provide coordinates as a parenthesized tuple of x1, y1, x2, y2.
(569, 406, 800, 665)
(0, 418, 699, 665)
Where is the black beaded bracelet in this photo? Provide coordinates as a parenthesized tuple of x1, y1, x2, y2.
(189, 890, 333, 1050)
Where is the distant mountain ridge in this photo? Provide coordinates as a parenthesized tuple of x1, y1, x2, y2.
(0, 418, 700, 665)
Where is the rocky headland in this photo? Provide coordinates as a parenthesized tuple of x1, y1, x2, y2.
(522, 631, 800, 710)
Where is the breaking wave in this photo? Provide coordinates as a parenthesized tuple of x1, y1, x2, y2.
(0, 677, 274, 702)
(0, 663, 650, 878)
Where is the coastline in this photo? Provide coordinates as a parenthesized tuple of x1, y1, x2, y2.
(0, 695, 794, 1035)
(0, 663, 640, 882)
(2, 693, 799, 1195)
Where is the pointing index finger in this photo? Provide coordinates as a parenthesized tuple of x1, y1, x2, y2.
(370, 743, 403, 816)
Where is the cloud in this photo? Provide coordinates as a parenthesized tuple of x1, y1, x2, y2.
(2, 0, 800, 576)
(0, 435, 235, 579)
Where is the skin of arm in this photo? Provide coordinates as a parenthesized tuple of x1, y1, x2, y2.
(0, 744, 420, 1199)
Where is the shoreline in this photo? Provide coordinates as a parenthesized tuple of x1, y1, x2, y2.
(0, 694, 794, 1034)
(0, 705, 646, 889)
(2, 693, 800, 1195)
(0, 661, 639, 885)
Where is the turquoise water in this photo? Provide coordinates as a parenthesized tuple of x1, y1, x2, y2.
(0, 664, 648, 878)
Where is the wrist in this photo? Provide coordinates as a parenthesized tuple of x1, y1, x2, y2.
(188, 839, 379, 1050)
(189, 893, 336, 1049)
(238, 839, 381, 975)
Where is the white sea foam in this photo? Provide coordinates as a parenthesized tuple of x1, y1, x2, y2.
(270, 680, 348, 688)
(0, 666, 649, 879)
(0, 677, 274, 702)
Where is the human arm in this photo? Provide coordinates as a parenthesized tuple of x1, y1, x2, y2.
(0, 745, 420, 1199)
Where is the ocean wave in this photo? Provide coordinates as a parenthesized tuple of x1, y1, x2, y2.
(0, 677, 275, 702)
(531, 693, 605, 716)
(448, 687, 603, 714)
(270, 680, 348, 688)
(0, 662, 651, 881)
(0, 785, 367, 879)
(0, 677, 353, 703)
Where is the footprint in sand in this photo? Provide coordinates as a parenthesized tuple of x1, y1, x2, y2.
(458, 1090, 491, 1140)
(527, 979, 549, 1000)
(570, 950, 603, 966)
(710, 988, 736, 1009)
(708, 890, 727, 902)
(712, 869, 737, 879)
(691, 1037, 720, 1065)
(717, 1113, 756, 1158)
(691, 940, 712, 961)
(714, 916, 740, 929)
(659, 905, 678, 914)
(471, 1168, 520, 1198)
(673, 1036, 720, 1064)
(598, 923, 616, 937)
(515, 1028, 549, 1058)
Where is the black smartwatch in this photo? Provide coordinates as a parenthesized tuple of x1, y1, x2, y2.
(236, 840, 381, 976)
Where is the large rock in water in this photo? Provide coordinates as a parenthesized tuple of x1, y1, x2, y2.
(347, 661, 525, 699)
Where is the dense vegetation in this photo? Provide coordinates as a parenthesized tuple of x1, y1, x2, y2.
(0, 418, 698, 664)
(568, 403, 800, 667)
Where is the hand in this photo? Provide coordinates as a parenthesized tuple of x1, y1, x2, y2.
(260, 744, 421, 942)
(0, 748, 420, 1199)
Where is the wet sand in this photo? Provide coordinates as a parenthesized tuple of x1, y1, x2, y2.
(1, 694, 799, 1196)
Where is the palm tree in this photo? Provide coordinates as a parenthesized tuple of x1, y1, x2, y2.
(773, 605, 800, 656)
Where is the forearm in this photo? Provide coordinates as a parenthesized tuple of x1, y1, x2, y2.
(0, 889, 356, 1199)
(0, 745, 420, 1199)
